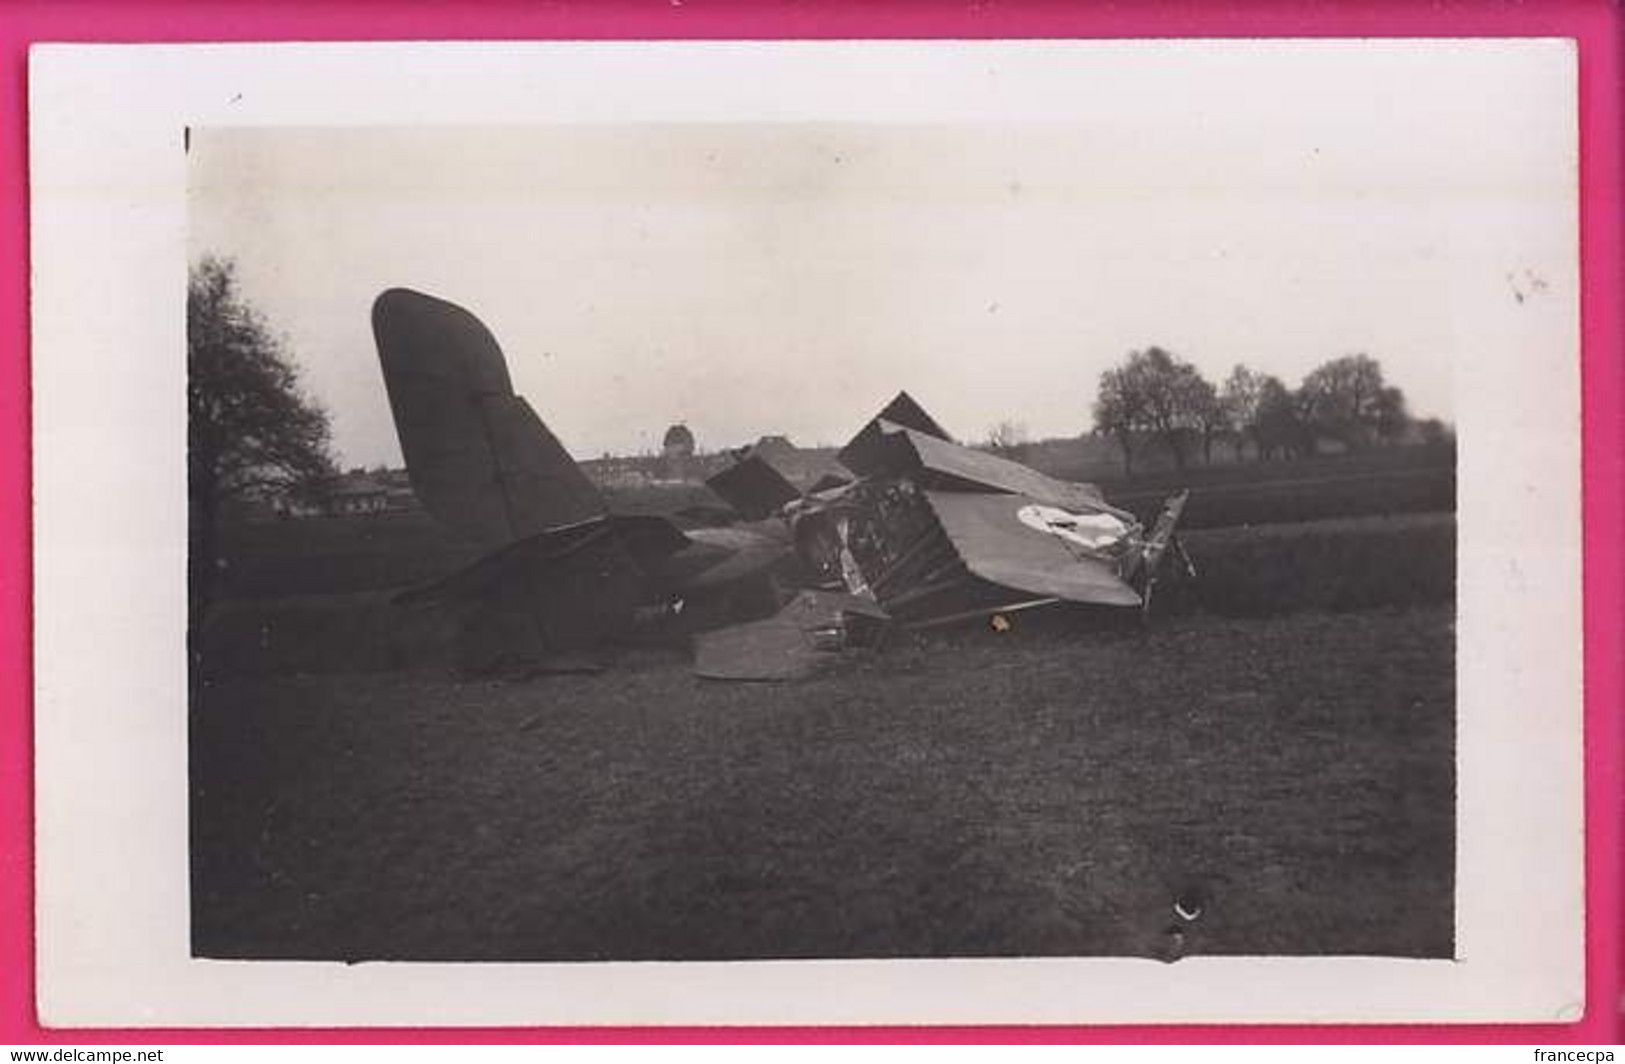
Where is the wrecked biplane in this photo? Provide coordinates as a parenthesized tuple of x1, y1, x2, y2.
(372, 288, 1190, 680)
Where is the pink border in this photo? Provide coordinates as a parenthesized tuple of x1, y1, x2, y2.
(2, 0, 1618, 1046)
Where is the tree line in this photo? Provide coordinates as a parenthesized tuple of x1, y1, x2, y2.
(189, 257, 337, 623)
(1091, 346, 1446, 475)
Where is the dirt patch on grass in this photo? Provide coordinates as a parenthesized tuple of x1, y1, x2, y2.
(192, 606, 1454, 961)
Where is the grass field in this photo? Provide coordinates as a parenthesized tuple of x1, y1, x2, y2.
(193, 444, 1456, 961)
(191, 605, 1454, 962)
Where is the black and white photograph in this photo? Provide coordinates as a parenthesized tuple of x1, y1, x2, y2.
(184, 114, 1469, 960)
(30, 39, 1583, 1024)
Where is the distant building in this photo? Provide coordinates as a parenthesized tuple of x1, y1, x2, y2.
(324, 471, 389, 516)
(262, 470, 398, 520)
(376, 468, 422, 513)
(657, 423, 699, 481)
(582, 455, 658, 488)
(662, 423, 696, 459)
(383, 485, 420, 513)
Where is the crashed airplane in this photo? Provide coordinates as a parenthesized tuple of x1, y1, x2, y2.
(372, 287, 1191, 681)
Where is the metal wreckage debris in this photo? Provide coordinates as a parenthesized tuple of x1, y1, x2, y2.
(372, 287, 1193, 681)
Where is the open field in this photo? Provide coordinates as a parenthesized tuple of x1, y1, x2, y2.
(1106, 460, 1452, 530)
(192, 605, 1454, 962)
(194, 445, 1457, 961)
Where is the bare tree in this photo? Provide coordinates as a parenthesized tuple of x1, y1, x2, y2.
(189, 256, 336, 620)
(1097, 347, 1213, 470)
(1374, 385, 1411, 445)
(1417, 417, 1454, 449)
(1253, 374, 1311, 460)
(985, 419, 1031, 460)
(1299, 353, 1402, 450)
(1189, 376, 1227, 465)
(1220, 365, 1266, 460)
(1092, 365, 1142, 475)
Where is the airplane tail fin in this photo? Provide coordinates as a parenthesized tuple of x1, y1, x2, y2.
(372, 288, 604, 547)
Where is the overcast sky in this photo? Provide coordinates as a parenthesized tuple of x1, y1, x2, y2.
(188, 45, 1573, 466)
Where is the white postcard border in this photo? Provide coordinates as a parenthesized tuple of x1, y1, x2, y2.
(29, 40, 1583, 1026)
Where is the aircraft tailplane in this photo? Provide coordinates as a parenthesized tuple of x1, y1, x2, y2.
(372, 288, 604, 547)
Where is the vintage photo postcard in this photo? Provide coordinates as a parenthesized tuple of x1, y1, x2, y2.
(29, 40, 1583, 1026)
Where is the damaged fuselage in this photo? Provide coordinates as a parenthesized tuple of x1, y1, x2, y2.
(372, 287, 1189, 679)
